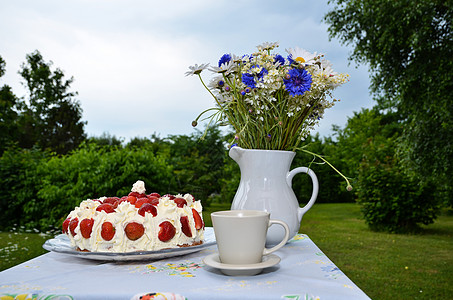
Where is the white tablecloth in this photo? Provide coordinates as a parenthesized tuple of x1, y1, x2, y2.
(0, 231, 370, 300)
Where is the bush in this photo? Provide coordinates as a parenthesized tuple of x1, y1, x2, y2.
(356, 138, 440, 233)
(0, 143, 176, 231)
(33, 142, 175, 230)
(0, 147, 49, 231)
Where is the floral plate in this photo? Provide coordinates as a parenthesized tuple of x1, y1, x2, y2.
(43, 227, 216, 262)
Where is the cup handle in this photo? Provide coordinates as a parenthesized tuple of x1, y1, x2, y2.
(263, 219, 290, 255)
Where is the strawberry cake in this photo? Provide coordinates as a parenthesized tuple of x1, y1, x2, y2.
(61, 180, 205, 252)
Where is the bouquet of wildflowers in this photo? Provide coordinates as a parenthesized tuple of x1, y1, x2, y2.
(186, 42, 349, 151)
(187, 42, 352, 190)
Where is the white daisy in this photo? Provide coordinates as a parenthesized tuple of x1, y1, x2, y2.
(209, 60, 236, 74)
(185, 63, 209, 76)
(207, 75, 225, 90)
(257, 42, 279, 51)
(319, 59, 337, 77)
(285, 47, 319, 65)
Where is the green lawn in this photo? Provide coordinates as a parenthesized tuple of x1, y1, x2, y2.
(205, 203, 453, 300)
(1, 203, 452, 300)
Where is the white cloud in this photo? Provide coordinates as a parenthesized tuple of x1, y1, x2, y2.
(0, 0, 374, 141)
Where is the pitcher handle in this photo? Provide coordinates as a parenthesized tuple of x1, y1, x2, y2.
(287, 167, 319, 220)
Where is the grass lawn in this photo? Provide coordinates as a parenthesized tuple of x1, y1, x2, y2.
(1, 203, 452, 300)
(205, 203, 453, 300)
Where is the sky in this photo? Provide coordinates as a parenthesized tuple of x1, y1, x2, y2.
(0, 0, 374, 142)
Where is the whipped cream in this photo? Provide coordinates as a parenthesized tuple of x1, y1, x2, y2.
(131, 180, 146, 194)
(64, 182, 204, 253)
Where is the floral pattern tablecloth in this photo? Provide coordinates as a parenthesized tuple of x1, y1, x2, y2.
(0, 231, 370, 300)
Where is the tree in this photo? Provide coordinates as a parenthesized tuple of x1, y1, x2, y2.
(0, 56, 22, 154)
(18, 51, 86, 154)
(324, 0, 453, 206)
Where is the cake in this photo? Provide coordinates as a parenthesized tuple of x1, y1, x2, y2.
(61, 180, 204, 252)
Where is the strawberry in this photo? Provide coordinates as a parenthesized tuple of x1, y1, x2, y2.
(62, 217, 71, 234)
(101, 222, 115, 241)
(69, 217, 79, 236)
(103, 197, 119, 205)
(125, 222, 145, 241)
(96, 203, 115, 213)
(173, 197, 187, 208)
(126, 195, 137, 205)
(180, 216, 192, 237)
(113, 198, 126, 209)
(135, 197, 151, 208)
(192, 209, 204, 230)
(147, 192, 160, 198)
(148, 197, 160, 206)
(138, 203, 157, 217)
(158, 221, 176, 242)
(80, 218, 94, 239)
(129, 191, 146, 198)
(163, 194, 175, 200)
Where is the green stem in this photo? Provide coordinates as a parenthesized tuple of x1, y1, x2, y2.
(299, 147, 352, 190)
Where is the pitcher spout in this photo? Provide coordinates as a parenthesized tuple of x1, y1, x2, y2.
(229, 145, 245, 163)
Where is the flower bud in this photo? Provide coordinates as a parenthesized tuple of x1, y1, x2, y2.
(191, 120, 198, 127)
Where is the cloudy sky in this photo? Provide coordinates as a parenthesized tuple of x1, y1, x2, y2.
(0, 0, 374, 142)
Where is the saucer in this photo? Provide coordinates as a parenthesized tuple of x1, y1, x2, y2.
(203, 253, 281, 276)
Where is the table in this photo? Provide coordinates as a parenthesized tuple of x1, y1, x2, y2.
(0, 231, 371, 300)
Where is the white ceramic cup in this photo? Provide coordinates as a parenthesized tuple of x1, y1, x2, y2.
(211, 210, 290, 265)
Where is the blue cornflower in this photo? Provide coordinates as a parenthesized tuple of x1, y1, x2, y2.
(257, 67, 268, 79)
(218, 54, 231, 67)
(250, 64, 268, 80)
(283, 68, 312, 96)
(242, 54, 253, 63)
(242, 73, 256, 88)
(274, 54, 285, 66)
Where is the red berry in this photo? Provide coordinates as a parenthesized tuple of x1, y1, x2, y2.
(69, 218, 79, 236)
(148, 197, 160, 206)
(158, 221, 176, 242)
(62, 218, 71, 234)
(80, 218, 94, 239)
(101, 222, 115, 241)
(113, 198, 126, 209)
(180, 216, 192, 237)
(125, 222, 145, 241)
(192, 209, 204, 230)
(163, 194, 175, 200)
(138, 203, 157, 217)
(96, 203, 115, 213)
(147, 193, 160, 198)
(127, 195, 137, 204)
(129, 191, 145, 198)
(135, 197, 151, 208)
(103, 197, 119, 205)
(173, 197, 187, 208)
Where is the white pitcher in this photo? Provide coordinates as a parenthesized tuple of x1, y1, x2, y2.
(229, 146, 319, 245)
